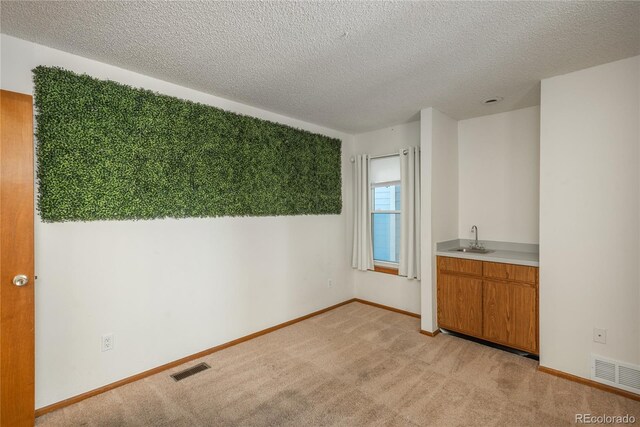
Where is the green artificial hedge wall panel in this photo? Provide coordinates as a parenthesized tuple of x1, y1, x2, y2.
(33, 66, 342, 222)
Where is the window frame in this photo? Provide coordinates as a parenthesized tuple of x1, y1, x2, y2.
(370, 179, 401, 271)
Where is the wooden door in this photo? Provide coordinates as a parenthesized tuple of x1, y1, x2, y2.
(437, 273, 483, 336)
(482, 279, 538, 353)
(0, 90, 35, 426)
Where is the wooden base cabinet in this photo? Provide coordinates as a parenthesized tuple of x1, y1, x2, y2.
(437, 256, 539, 354)
(437, 274, 483, 337)
(483, 280, 538, 353)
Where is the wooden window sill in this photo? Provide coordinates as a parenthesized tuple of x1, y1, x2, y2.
(372, 265, 399, 276)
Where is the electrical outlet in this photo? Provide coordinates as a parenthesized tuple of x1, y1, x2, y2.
(101, 333, 114, 352)
(327, 279, 333, 288)
(593, 328, 607, 344)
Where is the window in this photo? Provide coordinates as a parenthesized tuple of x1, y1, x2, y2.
(370, 156, 401, 269)
(372, 183, 400, 264)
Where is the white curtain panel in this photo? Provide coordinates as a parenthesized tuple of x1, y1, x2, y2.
(399, 147, 421, 280)
(351, 154, 374, 271)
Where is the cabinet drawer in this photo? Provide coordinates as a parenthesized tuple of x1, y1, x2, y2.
(483, 261, 537, 285)
(437, 256, 482, 276)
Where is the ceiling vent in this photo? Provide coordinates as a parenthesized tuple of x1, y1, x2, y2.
(482, 96, 503, 105)
(591, 354, 640, 394)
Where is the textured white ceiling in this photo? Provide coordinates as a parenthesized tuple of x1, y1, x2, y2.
(1, 1, 639, 133)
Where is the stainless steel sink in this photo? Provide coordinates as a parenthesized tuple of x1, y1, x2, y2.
(449, 247, 494, 254)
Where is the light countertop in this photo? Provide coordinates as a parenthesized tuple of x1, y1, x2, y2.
(435, 239, 539, 267)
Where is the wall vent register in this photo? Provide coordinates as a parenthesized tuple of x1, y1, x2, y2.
(591, 354, 640, 394)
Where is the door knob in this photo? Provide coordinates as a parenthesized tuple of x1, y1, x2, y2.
(12, 274, 28, 287)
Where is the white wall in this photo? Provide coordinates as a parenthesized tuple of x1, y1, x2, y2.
(420, 108, 459, 332)
(1, 35, 354, 408)
(540, 55, 640, 379)
(458, 106, 540, 244)
(350, 121, 421, 314)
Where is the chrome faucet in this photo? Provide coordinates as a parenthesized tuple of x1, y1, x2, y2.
(470, 225, 483, 249)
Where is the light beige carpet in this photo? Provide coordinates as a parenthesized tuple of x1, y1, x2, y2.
(37, 302, 640, 426)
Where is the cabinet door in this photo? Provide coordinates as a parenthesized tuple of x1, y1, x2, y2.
(437, 273, 483, 336)
(482, 280, 538, 353)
